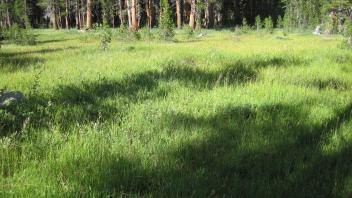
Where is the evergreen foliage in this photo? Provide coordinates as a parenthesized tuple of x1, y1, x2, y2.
(5, 23, 36, 45)
(264, 16, 274, 33)
(159, 0, 174, 40)
(255, 15, 262, 31)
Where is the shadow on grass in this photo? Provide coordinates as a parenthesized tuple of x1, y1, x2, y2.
(0, 72, 165, 136)
(42, 102, 352, 197)
(2, 46, 79, 56)
(157, 103, 352, 197)
(0, 53, 43, 72)
(0, 47, 79, 72)
(310, 78, 349, 90)
(0, 59, 260, 135)
(82, 103, 352, 197)
(3, 53, 352, 196)
(0, 54, 308, 136)
(36, 38, 74, 45)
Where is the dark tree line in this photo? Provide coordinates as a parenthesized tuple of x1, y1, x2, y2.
(0, 0, 351, 30)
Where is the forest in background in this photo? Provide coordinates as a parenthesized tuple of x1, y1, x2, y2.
(0, 0, 351, 31)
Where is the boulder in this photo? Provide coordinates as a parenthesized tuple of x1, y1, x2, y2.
(313, 25, 321, 35)
(196, 32, 207, 38)
(0, 91, 25, 107)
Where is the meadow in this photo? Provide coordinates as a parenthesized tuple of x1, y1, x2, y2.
(1, 29, 352, 197)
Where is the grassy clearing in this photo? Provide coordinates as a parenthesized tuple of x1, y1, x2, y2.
(1, 29, 352, 197)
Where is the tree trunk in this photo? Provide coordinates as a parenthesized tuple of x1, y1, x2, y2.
(136, 0, 141, 28)
(118, 0, 125, 26)
(76, 0, 81, 29)
(204, 0, 209, 28)
(112, 11, 115, 28)
(1, 0, 4, 27)
(208, 1, 214, 28)
(52, 13, 58, 30)
(189, 0, 196, 29)
(86, 0, 93, 29)
(65, 0, 70, 29)
(52, 1, 59, 30)
(146, 0, 153, 28)
(5, 0, 11, 27)
(126, 0, 132, 28)
(24, 0, 27, 15)
(81, 0, 86, 28)
(176, 0, 182, 29)
(131, 0, 138, 30)
(58, 5, 62, 28)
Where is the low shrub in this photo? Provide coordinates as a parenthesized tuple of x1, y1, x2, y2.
(255, 15, 262, 31)
(96, 25, 112, 50)
(264, 16, 274, 34)
(5, 23, 36, 45)
(184, 25, 195, 39)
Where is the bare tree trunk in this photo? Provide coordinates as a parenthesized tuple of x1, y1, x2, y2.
(81, 0, 86, 27)
(131, 0, 138, 30)
(137, 0, 141, 28)
(112, 11, 115, 28)
(126, 0, 132, 28)
(52, 1, 59, 30)
(53, 13, 58, 30)
(86, 0, 93, 29)
(204, 0, 209, 28)
(1, 0, 4, 28)
(5, 0, 11, 27)
(208, 1, 214, 28)
(189, 0, 196, 29)
(76, 0, 81, 29)
(145, 0, 153, 28)
(24, 0, 27, 15)
(65, 0, 70, 29)
(118, 0, 125, 26)
(176, 0, 182, 29)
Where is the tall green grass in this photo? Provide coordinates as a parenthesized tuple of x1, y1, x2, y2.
(1, 29, 352, 197)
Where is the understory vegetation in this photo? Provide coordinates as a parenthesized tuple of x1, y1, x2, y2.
(1, 29, 352, 197)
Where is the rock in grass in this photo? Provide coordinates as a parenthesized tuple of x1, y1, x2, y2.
(0, 91, 25, 107)
(196, 32, 207, 38)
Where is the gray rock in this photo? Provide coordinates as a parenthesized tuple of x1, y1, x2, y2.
(313, 25, 321, 35)
(0, 91, 25, 107)
(197, 33, 207, 38)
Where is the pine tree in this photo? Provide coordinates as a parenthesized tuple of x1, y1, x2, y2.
(159, 0, 174, 40)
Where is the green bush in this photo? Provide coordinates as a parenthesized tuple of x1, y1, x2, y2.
(96, 25, 112, 50)
(283, 13, 290, 32)
(159, 0, 174, 41)
(241, 18, 250, 33)
(255, 15, 262, 31)
(139, 28, 156, 41)
(116, 24, 141, 41)
(5, 23, 36, 45)
(264, 16, 274, 34)
(344, 20, 352, 37)
(277, 15, 283, 29)
(184, 25, 194, 39)
(129, 30, 142, 41)
(234, 26, 246, 36)
(343, 20, 352, 48)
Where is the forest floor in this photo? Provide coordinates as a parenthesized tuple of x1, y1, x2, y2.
(1, 29, 352, 197)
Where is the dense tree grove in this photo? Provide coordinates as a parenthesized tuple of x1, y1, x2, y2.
(0, 0, 351, 31)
